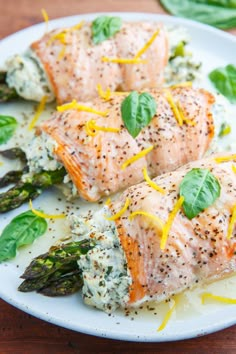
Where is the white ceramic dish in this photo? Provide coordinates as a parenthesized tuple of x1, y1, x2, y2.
(0, 13, 236, 342)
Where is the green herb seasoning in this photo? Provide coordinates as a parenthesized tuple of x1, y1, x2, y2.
(92, 16, 122, 44)
(179, 168, 221, 219)
(0, 210, 47, 262)
(0, 115, 18, 144)
(121, 91, 157, 138)
(209, 64, 236, 103)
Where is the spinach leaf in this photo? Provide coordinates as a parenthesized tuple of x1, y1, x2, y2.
(92, 16, 122, 44)
(0, 115, 18, 145)
(160, 0, 236, 29)
(179, 168, 221, 219)
(121, 91, 157, 138)
(0, 210, 47, 262)
(209, 65, 236, 103)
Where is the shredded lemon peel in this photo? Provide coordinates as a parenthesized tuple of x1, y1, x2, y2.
(29, 200, 65, 219)
(227, 204, 236, 239)
(121, 146, 154, 170)
(157, 297, 177, 332)
(85, 119, 120, 136)
(28, 96, 47, 131)
(201, 292, 236, 305)
(161, 196, 184, 250)
(97, 84, 111, 101)
(47, 21, 84, 59)
(142, 167, 165, 194)
(129, 210, 164, 230)
(102, 29, 159, 65)
(57, 99, 108, 116)
(104, 198, 112, 206)
(215, 154, 236, 163)
(170, 81, 192, 89)
(41, 8, 49, 33)
(104, 198, 130, 221)
(232, 165, 236, 173)
(165, 90, 183, 126)
(102, 57, 147, 64)
(134, 29, 160, 58)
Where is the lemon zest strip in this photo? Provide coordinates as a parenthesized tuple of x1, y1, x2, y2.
(157, 297, 177, 332)
(121, 146, 154, 170)
(29, 200, 65, 219)
(170, 81, 192, 89)
(215, 154, 236, 163)
(232, 165, 236, 173)
(97, 84, 111, 101)
(102, 57, 147, 64)
(142, 167, 165, 194)
(129, 210, 164, 229)
(134, 29, 160, 58)
(227, 204, 236, 239)
(176, 101, 196, 126)
(104, 198, 111, 206)
(161, 196, 184, 250)
(28, 96, 47, 131)
(165, 90, 183, 126)
(57, 99, 108, 116)
(85, 120, 98, 137)
(41, 8, 49, 33)
(104, 198, 130, 221)
(89, 120, 120, 133)
(201, 292, 236, 305)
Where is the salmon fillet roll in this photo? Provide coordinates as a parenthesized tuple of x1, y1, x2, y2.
(34, 86, 215, 201)
(69, 153, 236, 312)
(6, 19, 168, 104)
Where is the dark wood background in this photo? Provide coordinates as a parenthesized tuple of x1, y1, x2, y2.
(0, 1, 235, 352)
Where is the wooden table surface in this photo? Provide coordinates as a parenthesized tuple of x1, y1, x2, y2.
(0, 0, 236, 353)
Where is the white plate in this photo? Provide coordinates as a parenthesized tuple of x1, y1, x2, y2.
(0, 13, 236, 342)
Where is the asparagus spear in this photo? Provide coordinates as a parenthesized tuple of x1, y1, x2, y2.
(0, 84, 18, 102)
(18, 240, 95, 296)
(0, 71, 19, 102)
(0, 167, 67, 213)
(0, 148, 27, 162)
(0, 148, 28, 188)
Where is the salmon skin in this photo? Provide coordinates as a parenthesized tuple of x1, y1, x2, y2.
(31, 22, 168, 104)
(41, 87, 215, 202)
(109, 153, 236, 306)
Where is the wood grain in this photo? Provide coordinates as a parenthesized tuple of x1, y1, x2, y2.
(0, 0, 236, 352)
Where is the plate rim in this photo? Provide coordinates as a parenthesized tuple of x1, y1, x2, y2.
(0, 12, 236, 342)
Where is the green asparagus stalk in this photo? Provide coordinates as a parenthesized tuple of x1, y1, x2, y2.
(0, 167, 67, 213)
(18, 240, 95, 296)
(39, 271, 83, 296)
(0, 71, 19, 102)
(0, 148, 28, 188)
(0, 71, 7, 83)
(0, 84, 18, 102)
(0, 148, 27, 162)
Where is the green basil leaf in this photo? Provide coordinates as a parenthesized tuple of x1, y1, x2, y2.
(121, 91, 157, 138)
(92, 16, 122, 44)
(0, 115, 18, 145)
(209, 65, 236, 103)
(0, 210, 47, 262)
(179, 168, 221, 219)
(160, 0, 236, 29)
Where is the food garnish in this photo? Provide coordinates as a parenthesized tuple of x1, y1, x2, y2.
(121, 145, 154, 170)
(0, 115, 18, 144)
(28, 95, 47, 131)
(91, 16, 122, 44)
(209, 64, 236, 103)
(0, 210, 47, 262)
(179, 168, 221, 220)
(121, 91, 157, 138)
